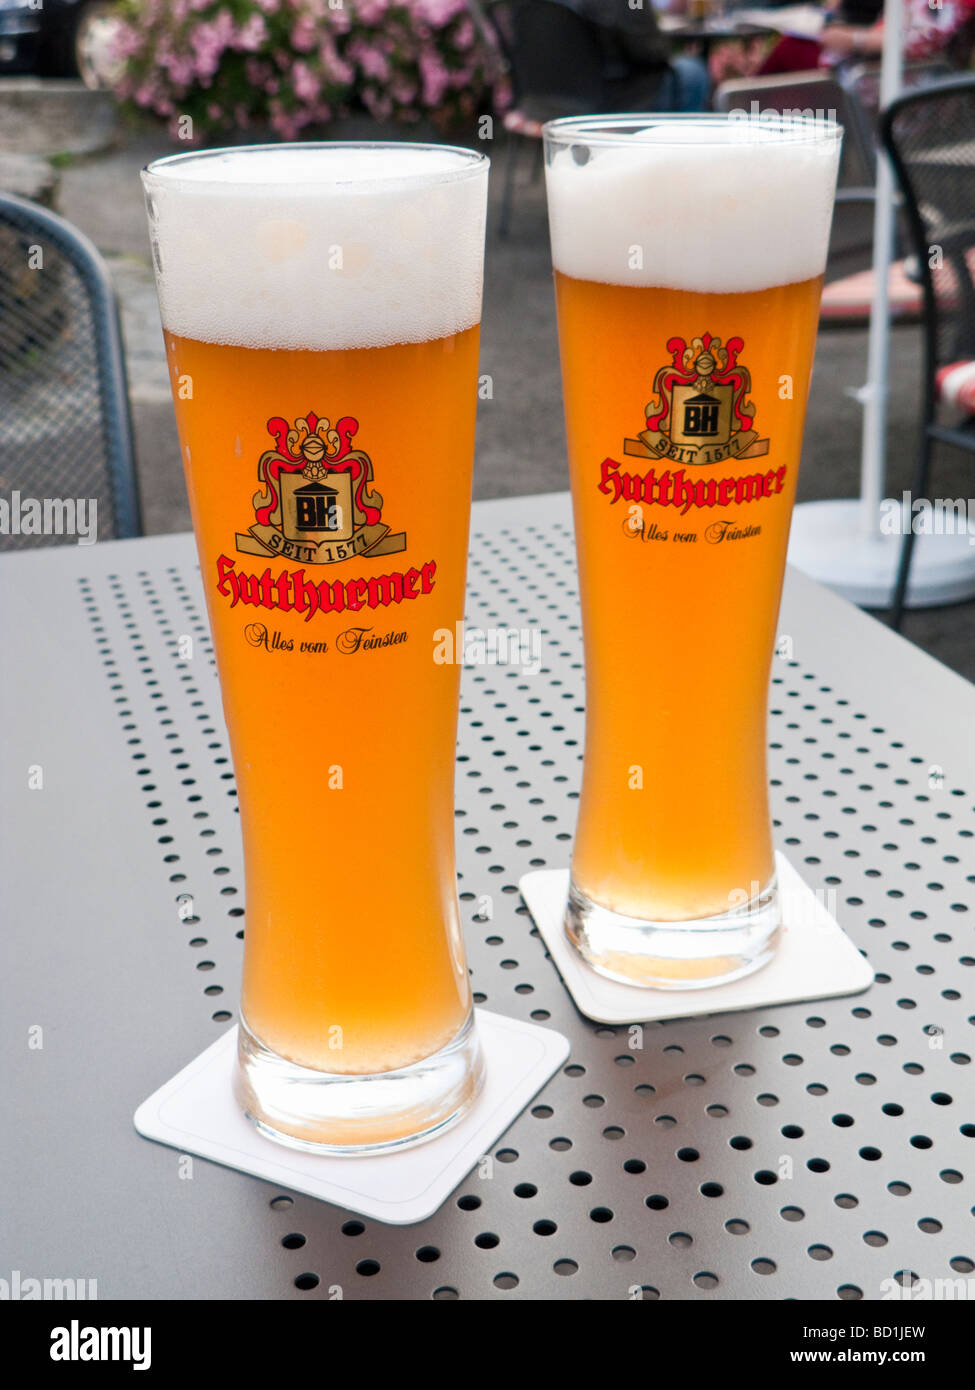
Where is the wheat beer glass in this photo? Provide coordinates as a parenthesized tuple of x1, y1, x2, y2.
(544, 114, 840, 988)
(143, 144, 488, 1151)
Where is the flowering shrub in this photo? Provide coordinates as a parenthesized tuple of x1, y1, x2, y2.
(111, 0, 505, 138)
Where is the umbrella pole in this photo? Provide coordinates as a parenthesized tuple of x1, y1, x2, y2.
(858, 0, 903, 537)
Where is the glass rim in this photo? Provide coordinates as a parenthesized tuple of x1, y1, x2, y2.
(142, 140, 489, 189)
(542, 112, 843, 148)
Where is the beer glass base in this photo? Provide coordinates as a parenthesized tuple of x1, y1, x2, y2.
(564, 873, 781, 990)
(233, 1011, 485, 1155)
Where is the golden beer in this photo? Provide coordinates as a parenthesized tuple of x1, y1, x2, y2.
(143, 145, 489, 1149)
(544, 115, 841, 987)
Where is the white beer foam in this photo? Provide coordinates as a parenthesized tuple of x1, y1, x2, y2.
(546, 122, 841, 292)
(143, 146, 488, 350)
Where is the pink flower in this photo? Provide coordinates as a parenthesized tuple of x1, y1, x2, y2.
(494, 74, 513, 108)
(390, 77, 417, 105)
(350, 39, 390, 82)
(418, 47, 450, 106)
(189, 13, 235, 80)
(236, 14, 268, 51)
(109, 0, 504, 138)
(271, 103, 303, 139)
(319, 35, 354, 85)
(363, 87, 394, 121)
(448, 62, 474, 88)
(453, 16, 475, 50)
(352, 0, 390, 25)
(292, 60, 321, 101)
(414, 0, 466, 24)
(109, 23, 144, 62)
(290, 14, 317, 51)
(164, 54, 196, 86)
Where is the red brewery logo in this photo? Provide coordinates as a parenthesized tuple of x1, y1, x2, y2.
(632, 333, 767, 467)
(216, 412, 436, 622)
(237, 411, 405, 565)
(599, 333, 787, 514)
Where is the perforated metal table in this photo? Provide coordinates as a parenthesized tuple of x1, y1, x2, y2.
(2, 491, 974, 1301)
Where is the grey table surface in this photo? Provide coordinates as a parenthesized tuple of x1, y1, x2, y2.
(2, 490, 974, 1301)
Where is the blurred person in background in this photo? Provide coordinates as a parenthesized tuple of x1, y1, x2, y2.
(760, 0, 975, 74)
(554, 0, 711, 109)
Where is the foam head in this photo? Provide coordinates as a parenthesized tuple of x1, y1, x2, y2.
(544, 117, 841, 292)
(143, 144, 488, 351)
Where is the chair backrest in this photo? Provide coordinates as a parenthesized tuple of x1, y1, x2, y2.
(881, 75, 975, 374)
(713, 70, 872, 187)
(841, 58, 957, 120)
(487, 0, 608, 109)
(0, 191, 141, 550)
(839, 58, 957, 173)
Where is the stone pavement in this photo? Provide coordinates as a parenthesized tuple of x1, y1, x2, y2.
(51, 130, 975, 682)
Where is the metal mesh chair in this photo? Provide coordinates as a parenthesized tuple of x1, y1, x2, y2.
(881, 75, 975, 628)
(839, 58, 955, 162)
(0, 191, 141, 550)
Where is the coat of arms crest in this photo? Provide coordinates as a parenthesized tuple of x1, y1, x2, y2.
(235, 412, 406, 566)
(625, 334, 770, 467)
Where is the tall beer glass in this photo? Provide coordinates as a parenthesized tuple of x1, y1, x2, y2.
(143, 144, 488, 1151)
(544, 115, 840, 988)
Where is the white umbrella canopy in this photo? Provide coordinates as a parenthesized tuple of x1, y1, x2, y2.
(787, 0, 975, 609)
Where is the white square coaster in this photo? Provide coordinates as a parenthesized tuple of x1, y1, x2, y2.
(134, 1009, 569, 1225)
(520, 852, 874, 1024)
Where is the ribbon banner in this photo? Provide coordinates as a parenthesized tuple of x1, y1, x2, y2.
(235, 522, 406, 565)
(625, 427, 770, 466)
